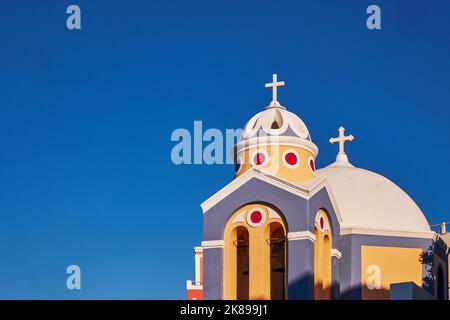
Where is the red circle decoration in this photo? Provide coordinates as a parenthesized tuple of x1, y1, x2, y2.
(282, 149, 300, 168)
(253, 152, 266, 166)
(320, 216, 324, 230)
(285, 152, 298, 166)
(250, 210, 263, 224)
(247, 208, 266, 227)
(309, 158, 315, 172)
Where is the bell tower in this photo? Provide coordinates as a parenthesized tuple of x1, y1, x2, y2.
(223, 204, 286, 299)
(196, 75, 342, 300)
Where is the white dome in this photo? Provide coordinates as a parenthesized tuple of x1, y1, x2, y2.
(235, 105, 319, 156)
(239, 106, 311, 142)
(317, 160, 432, 235)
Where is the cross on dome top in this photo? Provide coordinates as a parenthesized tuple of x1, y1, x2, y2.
(329, 127, 354, 155)
(329, 126, 355, 166)
(265, 74, 285, 107)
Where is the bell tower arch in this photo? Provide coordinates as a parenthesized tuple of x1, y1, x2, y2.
(223, 204, 286, 300)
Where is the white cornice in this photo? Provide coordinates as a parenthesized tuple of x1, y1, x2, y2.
(331, 248, 342, 259)
(287, 231, 316, 243)
(340, 227, 435, 239)
(193, 246, 203, 254)
(235, 136, 319, 157)
(201, 240, 224, 249)
(322, 181, 343, 223)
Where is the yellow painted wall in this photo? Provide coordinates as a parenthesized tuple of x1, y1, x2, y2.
(235, 145, 316, 183)
(361, 246, 423, 300)
(223, 204, 285, 300)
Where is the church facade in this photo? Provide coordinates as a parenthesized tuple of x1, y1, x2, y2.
(186, 75, 448, 300)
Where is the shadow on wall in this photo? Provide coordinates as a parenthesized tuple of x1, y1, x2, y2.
(288, 274, 340, 300)
(421, 238, 448, 300)
(287, 274, 312, 300)
(339, 244, 435, 300)
(340, 286, 389, 300)
(420, 245, 435, 296)
(288, 243, 443, 300)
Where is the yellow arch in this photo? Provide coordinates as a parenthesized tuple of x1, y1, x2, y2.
(223, 204, 286, 300)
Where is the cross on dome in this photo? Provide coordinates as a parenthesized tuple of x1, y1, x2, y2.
(265, 74, 285, 107)
(329, 127, 354, 155)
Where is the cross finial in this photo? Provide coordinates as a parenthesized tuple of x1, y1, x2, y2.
(265, 74, 285, 107)
(329, 127, 354, 155)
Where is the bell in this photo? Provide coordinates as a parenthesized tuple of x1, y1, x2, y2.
(236, 240, 249, 275)
(242, 261, 249, 275)
(271, 241, 285, 272)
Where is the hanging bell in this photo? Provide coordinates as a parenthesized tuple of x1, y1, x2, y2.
(236, 240, 249, 275)
(270, 241, 285, 272)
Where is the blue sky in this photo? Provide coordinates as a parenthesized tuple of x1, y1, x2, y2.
(0, 0, 449, 299)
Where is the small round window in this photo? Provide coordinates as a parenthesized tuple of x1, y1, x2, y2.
(282, 149, 300, 168)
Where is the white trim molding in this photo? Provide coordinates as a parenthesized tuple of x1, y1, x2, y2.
(193, 246, 203, 254)
(201, 168, 335, 214)
(322, 182, 343, 223)
(331, 248, 342, 259)
(287, 231, 316, 243)
(340, 227, 435, 239)
(235, 136, 319, 157)
(231, 210, 245, 224)
(201, 240, 224, 249)
(267, 207, 282, 220)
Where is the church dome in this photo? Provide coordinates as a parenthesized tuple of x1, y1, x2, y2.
(240, 106, 311, 141)
(232, 74, 320, 183)
(235, 74, 318, 157)
(236, 105, 318, 155)
(317, 159, 432, 235)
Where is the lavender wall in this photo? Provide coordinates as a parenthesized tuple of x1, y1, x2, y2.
(202, 176, 341, 300)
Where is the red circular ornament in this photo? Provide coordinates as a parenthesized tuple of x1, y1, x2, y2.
(250, 210, 263, 224)
(309, 158, 315, 172)
(253, 152, 266, 166)
(285, 152, 298, 166)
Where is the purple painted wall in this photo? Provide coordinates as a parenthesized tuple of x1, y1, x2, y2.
(202, 175, 341, 299)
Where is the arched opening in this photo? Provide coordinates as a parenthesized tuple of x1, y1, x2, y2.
(269, 222, 286, 299)
(236, 226, 249, 300)
(437, 264, 445, 300)
(314, 209, 332, 300)
(223, 204, 286, 300)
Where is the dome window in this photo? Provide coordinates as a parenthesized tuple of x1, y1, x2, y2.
(309, 157, 316, 173)
(270, 109, 284, 129)
(282, 149, 300, 168)
(251, 150, 269, 167)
